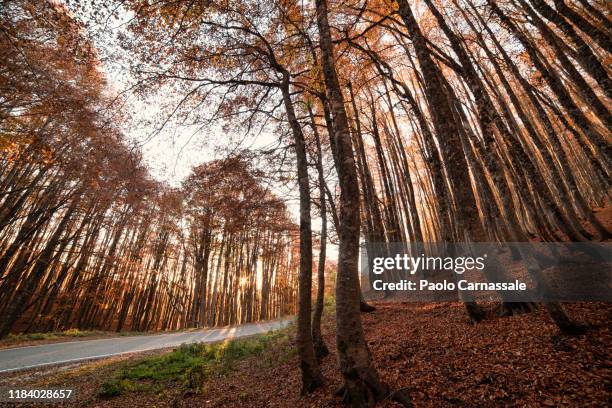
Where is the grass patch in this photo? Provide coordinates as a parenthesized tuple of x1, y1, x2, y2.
(98, 323, 295, 399)
(5, 329, 106, 342)
(3, 329, 159, 346)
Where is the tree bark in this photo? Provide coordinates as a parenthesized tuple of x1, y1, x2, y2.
(309, 106, 330, 360)
(281, 77, 323, 394)
(315, 0, 411, 406)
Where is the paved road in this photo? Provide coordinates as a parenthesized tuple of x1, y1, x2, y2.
(0, 318, 293, 373)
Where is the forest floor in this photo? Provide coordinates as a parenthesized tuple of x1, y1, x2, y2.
(1, 301, 609, 407)
(178, 302, 612, 407)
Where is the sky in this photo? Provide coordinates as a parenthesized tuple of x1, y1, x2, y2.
(87, 4, 282, 187)
(90, 21, 213, 186)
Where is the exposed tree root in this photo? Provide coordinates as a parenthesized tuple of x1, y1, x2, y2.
(464, 301, 486, 322)
(557, 321, 589, 336)
(299, 364, 324, 395)
(387, 387, 413, 407)
(546, 302, 589, 336)
(360, 300, 377, 313)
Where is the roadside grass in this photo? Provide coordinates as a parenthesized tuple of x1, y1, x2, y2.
(98, 322, 297, 399)
(5, 329, 107, 343)
(2, 328, 179, 348)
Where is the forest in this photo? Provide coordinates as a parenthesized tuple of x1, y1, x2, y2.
(0, 0, 610, 407)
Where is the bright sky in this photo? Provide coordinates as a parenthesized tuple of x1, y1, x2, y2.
(90, 6, 283, 187)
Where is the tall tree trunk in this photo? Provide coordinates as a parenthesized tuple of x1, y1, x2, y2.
(315, 0, 411, 406)
(280, 77, 323, 393)
(309, 107, 330, 360)
(530, 0, 612, 101)
(552, 0, 612, 53)
(488, 0, 611, 175)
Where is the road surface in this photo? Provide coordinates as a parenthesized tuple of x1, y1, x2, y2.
(0, 318, 293, 373)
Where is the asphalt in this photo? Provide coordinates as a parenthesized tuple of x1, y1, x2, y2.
(0, 318, 293, 373)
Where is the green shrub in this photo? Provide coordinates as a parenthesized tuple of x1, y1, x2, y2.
(98, 379, 134, 398)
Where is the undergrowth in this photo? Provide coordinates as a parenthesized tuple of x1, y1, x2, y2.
(5, 328, 106, 342)
(98, 323, 296, 398)
(4, 329, 173, 345)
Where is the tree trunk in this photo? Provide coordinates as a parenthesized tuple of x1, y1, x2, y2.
(281, 78, 323, 394)
(552, 0, 612, 53)
(315, 0, 411, 406)
(309, 106, 330, 360)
